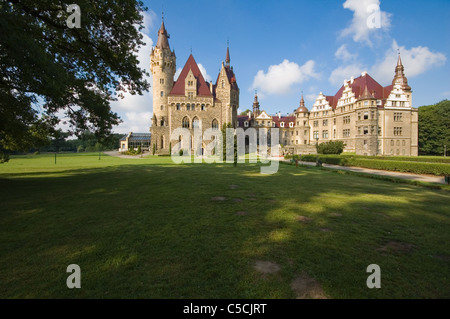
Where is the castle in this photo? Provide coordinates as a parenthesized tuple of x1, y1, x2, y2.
(150, 18, 238, 155)
(146, 17, 418, 157)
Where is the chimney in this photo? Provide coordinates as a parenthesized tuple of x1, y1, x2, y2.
(209, 82, 213, 93)
(248, 111, 251, 119)
(278, 112, 281, 119)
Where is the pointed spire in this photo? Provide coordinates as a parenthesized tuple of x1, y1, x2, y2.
(300, 91, 305, 107)
(225, 40, 230, 67)
(156, 15, 170, 50)
(392, 51, 411, 90)
(253, 90, 260, 115)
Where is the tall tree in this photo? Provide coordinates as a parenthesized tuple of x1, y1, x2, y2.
(418, 100, 450, 155)
(0, 0, 150, 161)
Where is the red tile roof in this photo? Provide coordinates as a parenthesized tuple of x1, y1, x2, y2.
(169, 54, 213, 97)
(272, 116, 295, 128)
(321, 73, 394, 109)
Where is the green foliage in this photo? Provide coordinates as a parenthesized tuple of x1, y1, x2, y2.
(179, 149, 183, 156)
(418, 100, 450, 155)
(137, 145, 141, 154)
(0, 1, 149, 153)
(77, 145, 84, 153)
(300, 154, 450, 176)
(240, 109, 251, 116)
(316, 140, 346, 154)
(0, 150, 9, 163)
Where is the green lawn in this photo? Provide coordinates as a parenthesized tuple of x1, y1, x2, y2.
(0, 153, 449, 298)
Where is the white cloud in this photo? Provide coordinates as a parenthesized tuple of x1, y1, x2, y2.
(251, 59, 320, 95)
(198, 63, 212, 82)
(341, 0, 392, 46)
(174, 67, 182, 81)
(115, 112, 152, 134)
(370, 40, 447, 84)
(329, 64, 365, 86)
(335, 44, 357, 62)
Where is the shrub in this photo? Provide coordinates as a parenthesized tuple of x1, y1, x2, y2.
(317, 141, 346, 154)
(179, 149, 183, 156)
(300, 154, 450, 176)
(77, 145, 84, 153)
(137, 145, 141, 154)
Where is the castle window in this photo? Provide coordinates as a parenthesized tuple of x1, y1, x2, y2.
(313, 120, 318, 127)
(364, 126, 369, 135)
(160, 79, 164, 84)
(333, 129, 336, 138)
(343, 129, 350, 137)
(186, 103, 190, 111)
(192, 104, 195, 111)
(289, 122, 293, 128)
(280, 122, 284, 128)
(394, 113, 403, 121)
(296, 131, 298, 136)
(160, 105, 164, 111)
(303, 120, 307, 126)
(192, 117, 200, 129)
(323, 119, 328, 126)
(244, 121, 249, 128)
(304, 130, 307, 135)
(333, 118, 336, 125)
(313, 131, 319, 139)
(394, 127, 402, 136)
(304, 140, 307, 145)
(221, 80, 224, 88)
(188, 92, 194, 99)
(182, 117, 190, 128)
(176, 103, 181, 111)
(322, 130, 328, 139)
(212, 119, 219, 130)
(364, 101, 368, 106)
(201, 104, 205, 111)
(364, 112, 368, 120)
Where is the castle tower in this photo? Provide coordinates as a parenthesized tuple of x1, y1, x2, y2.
(150, 17, 176, 151)
(252, 91, 260, 116)
(215, 44, 239, 128)
(392, 52, 412, 107)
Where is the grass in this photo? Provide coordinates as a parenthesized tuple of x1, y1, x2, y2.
(0, 153, 449, 298)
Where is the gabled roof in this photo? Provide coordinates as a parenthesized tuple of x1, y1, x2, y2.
(169, 54, 213, 97)
(326, 73, 393, 108)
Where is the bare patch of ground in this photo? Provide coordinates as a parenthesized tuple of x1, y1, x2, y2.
(291, 273, 327, 299)
(296, 216, 313, 223)
(211, 196, 227, 201)
(377, 241, 414, 254)
(254, 261, 280, 274)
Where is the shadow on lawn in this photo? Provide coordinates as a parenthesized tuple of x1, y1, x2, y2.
(0, 162, 449, 298)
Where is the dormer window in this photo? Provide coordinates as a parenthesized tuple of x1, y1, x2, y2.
(280, 122, 285, 128)
(289, 122, 293, 128)
(244, 121, 249, 127)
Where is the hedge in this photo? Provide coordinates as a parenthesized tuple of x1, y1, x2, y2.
(299, 155, 450, 176)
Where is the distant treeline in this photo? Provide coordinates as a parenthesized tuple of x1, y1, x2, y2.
(418, 100, 450, 156)
(33, 131, 124, 153)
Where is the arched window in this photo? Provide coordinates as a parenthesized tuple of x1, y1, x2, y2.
(192, 117, 200, 128)
(176, 103, 181, 111)
(186, 103, 190, 111)
(182, 117, 190, 128)
(212, 119, 219, 130)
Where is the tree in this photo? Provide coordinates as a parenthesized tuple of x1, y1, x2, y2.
(418, 100, 450, 155)
(240, 109, 251, 116)
(0, 1, 150, 159)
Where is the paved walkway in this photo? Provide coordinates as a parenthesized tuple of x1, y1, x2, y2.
(284, 159, 446, 184)
(104, 151, 150, 159)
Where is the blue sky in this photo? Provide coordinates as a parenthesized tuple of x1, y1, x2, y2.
(111, 0, 450, 133)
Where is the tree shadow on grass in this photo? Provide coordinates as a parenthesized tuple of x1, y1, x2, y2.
(0, 162, 449, 298)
